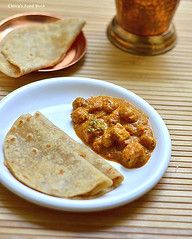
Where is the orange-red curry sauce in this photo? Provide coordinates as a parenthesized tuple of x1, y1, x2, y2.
(71, 96, 156, 168)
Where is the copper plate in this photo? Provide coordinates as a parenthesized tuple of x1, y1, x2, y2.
(0, 12, 87, 72)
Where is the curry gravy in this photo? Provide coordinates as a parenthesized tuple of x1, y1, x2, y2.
(71, 96, 156, 168)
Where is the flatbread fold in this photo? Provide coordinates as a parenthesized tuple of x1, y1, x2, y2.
(4, 112, 123, 198)
(0, 19, 85, 77)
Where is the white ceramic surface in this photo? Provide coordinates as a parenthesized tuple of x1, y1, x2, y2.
(0, 77, 171, 212)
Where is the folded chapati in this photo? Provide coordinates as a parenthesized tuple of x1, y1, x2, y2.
(4, 112, 123, 198)
(0, 19, 85, 78)
(33, 112, 124, 188)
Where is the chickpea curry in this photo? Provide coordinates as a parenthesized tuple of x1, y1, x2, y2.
(71, 96, 156, 168)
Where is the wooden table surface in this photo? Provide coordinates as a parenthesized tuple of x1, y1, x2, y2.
(0, 0, 192, 238)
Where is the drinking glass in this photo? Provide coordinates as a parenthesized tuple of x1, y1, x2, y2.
(107, 0, 180, 55)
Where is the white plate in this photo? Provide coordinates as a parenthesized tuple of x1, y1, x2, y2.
(0, 77, 171, 212)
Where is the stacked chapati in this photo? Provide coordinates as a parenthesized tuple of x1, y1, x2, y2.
(0, 19, 85, 77)
(4, 112, 123, 198)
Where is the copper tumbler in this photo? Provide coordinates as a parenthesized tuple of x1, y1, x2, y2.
(107, 0, 180, 55)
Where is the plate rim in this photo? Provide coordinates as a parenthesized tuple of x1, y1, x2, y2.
(0, 12, 62, 25)
(0, 12, 87, 72)
(0, 77, 171, 212)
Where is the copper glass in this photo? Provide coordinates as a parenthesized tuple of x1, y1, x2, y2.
(107, 0, 180, 55)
